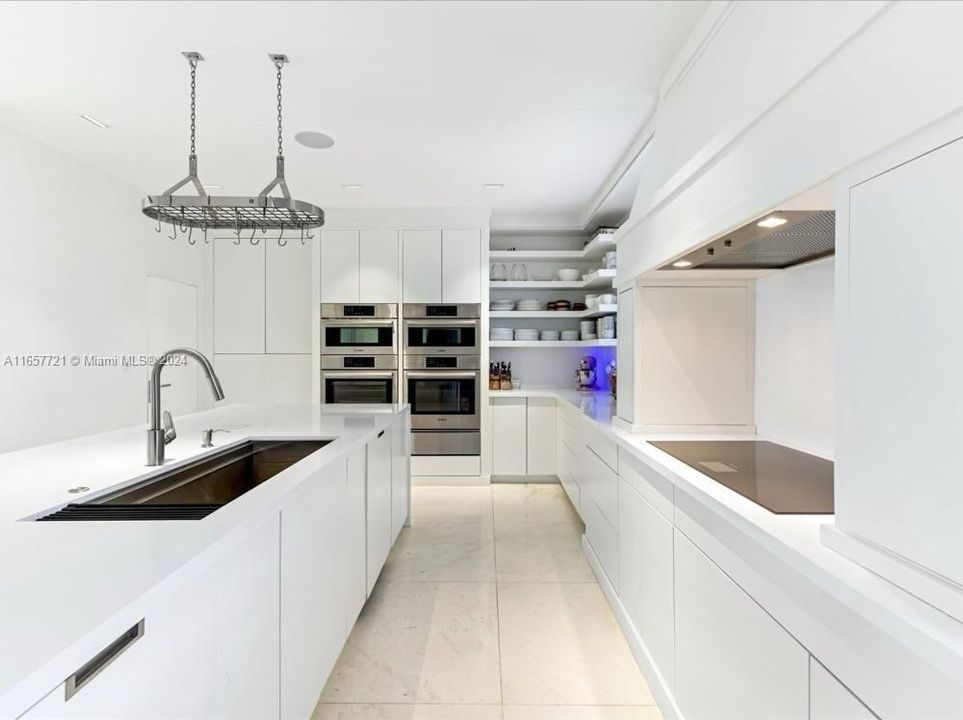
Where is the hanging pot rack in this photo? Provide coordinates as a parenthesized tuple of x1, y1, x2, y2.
(142, 51, 325, 246)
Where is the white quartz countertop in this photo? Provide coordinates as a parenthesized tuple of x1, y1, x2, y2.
(490, 387, 963, 705)
(0, 403, 408, 717)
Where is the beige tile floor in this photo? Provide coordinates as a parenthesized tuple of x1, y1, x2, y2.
(315, 484, 658, 720)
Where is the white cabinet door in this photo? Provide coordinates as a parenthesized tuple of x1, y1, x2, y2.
(390, 413, 410, 542)
(674, 530, 808, 720)
(618, 478, 643, 634)
(810, 659, 876, 720)
(526, 396, 557, 475)
(583, 445, 618, 530)
(359, 229, 400, 302)
(639, 496, 674, 692)
(366, 427, 393, 595)
(583, 494, 619, 592)
(213, 354, 265, 404)
(214, 239, 265, 353)
(25, 517, 280, 719)
(266, 239, 312, 353)
(616, 286, 635, 423)
(280, 466, 348, 719)
(344, 448, 367, 633)
(402, 229, 442, 303)
(441, 228, 481, 303)
(491, 397, 527, 475)
(320, 230, 360, 303)
(264, 354, 312, 403)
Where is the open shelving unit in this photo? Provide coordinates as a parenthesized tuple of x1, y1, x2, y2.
(488, 232, 616, 263)
(489, 339, 617, 349)
(490, 303, 618, 320)
(489, 268, 617, 291)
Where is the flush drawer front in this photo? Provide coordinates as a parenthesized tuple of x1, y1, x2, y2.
(619, 447, 674, 522)
(583, 495, 619, 592)
(583, 445, 618, 530)
(584, 420, 618, 473)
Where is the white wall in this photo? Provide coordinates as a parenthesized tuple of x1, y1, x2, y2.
(0, 126, 207, 453)
(754, 258, 834, 458)
(491, 346, 616, 394)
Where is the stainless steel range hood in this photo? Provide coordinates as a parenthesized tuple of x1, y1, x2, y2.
(660, 210, 835, 271)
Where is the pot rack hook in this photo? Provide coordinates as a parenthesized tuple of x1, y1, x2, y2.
(249, 227, 259, 246)
(278, 227, 288, 247)
(300, 227, 305, 245)
(203, 226, 209, 244)
(168, 224, 178, 241)
(154, 216, 162, 234)
(187, 226, 195, 245)
(233, 210, 242, 245)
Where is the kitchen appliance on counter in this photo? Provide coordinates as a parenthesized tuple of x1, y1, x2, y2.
(403, 304, 481, 456)
(403, 304, 481, 355)
(321, 304, 398, 404)
(650, 440, 834, 514)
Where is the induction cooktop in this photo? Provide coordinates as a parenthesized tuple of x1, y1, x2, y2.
(650, 440, 834, 514)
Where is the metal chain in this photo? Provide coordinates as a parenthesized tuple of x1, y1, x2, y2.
(189, 59, 197, 158)
(275, 60, 283, 158)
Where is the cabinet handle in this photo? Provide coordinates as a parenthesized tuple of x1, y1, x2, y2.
(65, 619, 144, 700)
(377, 430, 385, 438)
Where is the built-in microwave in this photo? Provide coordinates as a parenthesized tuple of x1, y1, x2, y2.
(321, 304, 397, 356)
(403, 304, 481, 356)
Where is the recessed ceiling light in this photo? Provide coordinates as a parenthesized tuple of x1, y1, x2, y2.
(295, 131, 335, 149)
(483, 183, 505, 190)
(79, 113, 109, 129)
(672, 260, 693, 268)
(202, 184, 222, 190)
(341, 184, 363, 190)
(757, 215, 788, 229)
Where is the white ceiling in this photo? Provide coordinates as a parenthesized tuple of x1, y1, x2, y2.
(0, 1, 706, 229)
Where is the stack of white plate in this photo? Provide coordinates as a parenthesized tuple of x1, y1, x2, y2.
(517, 299, 544, 312)
(490, 328, 514, 341)
(490, 300, 515, 311)
(560, 330, 580, 341)
(513, 329, 540, 341)
(539, 330, 561, 341)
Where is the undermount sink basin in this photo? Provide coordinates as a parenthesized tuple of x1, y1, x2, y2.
(37, 440, 330, 521)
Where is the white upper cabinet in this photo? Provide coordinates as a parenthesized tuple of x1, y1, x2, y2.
(441, 228, 481, 303)
(320, 230, 360, 304)
(359, 229, 400, 302)
(266, 239, 312, 353)
(214, 239, 265, 353)
(402, 229, 443, 303)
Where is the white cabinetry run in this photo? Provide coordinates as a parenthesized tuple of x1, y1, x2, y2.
(490, 396, 557, 478)
(320, 229, 400, 303)
(402, 228, 482, 304)
(19, 416, 410, 720)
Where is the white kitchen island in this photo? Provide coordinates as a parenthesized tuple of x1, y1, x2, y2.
(0, 403, 411, 719)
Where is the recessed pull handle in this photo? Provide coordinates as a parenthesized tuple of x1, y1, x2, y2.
(65, 619, 145, 700)
(377, 430, 385, 439)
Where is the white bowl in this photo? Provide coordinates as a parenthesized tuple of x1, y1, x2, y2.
(556, 268, 580, 281)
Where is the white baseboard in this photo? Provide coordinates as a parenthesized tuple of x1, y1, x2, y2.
(412, 475, 490, 487)
(582, 535, 684, 720)
(822, 523, 963, 624)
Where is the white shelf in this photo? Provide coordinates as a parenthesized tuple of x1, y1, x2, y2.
(489, 304, 618, 319)
(489, 268, 616, 290)
(489, 339, 617, 348)
(490, 233, 615, 262)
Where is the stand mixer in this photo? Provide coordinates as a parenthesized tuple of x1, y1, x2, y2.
(575, 355, 597, 391)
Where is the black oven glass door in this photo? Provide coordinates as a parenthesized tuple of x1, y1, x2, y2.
(406, 325, 477, 349)
(324, 377, 395, 404)
(407, 376, 477, 415)
(324, 325, 395, 349)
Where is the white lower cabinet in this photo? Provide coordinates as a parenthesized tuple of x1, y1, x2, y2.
(491, 397, 528, 475)
(618, 477, 675, 692)
(280, 463, 350, 719)
(24, 516, 281, 719)
(366, 426, 393, 595)
(583, 494, 619, 592)
(390, 411, 411, 542)
(526, 397, 557, 475)
(674, 530, 809, 720)
(810, 659, 876, 720)
(344, 446, 368, 632)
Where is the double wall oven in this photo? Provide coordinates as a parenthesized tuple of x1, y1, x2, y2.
(403, 304, 481, 456)
(320, 304, 398, 405)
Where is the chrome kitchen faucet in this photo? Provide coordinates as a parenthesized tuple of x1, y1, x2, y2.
(148, 348, 225, 466)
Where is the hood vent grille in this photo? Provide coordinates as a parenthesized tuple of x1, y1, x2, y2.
(661, 210, 835, 271)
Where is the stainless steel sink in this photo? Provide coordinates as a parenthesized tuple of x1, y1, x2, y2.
(37, 440, 330, 521)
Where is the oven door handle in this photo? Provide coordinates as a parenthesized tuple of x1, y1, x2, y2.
(405, 372, 479, 379)
(323, 371, 396, 379)
(404, 319, 479, 327)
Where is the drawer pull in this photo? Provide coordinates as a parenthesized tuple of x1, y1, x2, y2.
(65, 619, 144, 700)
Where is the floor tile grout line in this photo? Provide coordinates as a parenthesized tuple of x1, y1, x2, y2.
(491, 485, 506, 711)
